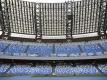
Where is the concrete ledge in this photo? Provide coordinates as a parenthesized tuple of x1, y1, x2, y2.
(0, 55, 107, 60)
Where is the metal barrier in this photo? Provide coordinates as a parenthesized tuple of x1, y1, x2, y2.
(0, 0, 107, 39)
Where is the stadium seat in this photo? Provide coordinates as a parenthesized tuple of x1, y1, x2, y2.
(55, 44, 81, 57)
(74, 65, 99, 75)
(4, 44, 27, 56)
(0, 42, 9, 55)
(98, 64, 107, 74)
(0, 40, 106, 57)
(55, 64, 99, 75)
(29, 64, 52, 75)
(7, 64, 52, 75)
(55, 64, 75, 75)
(80, 44, 103, 56)
(100, 42, 107, 55)
(0, 63, 107, 75)
(7, 65, 30, 75)
(0, 64, 10, 74)
(27, 45, 53, 57)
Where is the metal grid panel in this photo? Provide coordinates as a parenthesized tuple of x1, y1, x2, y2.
(103, 1, 107, 33)
(72, 0, 101, 35)
(0, 0, 11, 36)
(6, 0, 36, 35)
(0, 0, 107, 39)
(41, 3, 66, 36)
(98, 0, 107, 35)
(0, 0, 3, 31)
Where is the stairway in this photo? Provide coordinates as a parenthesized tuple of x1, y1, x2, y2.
(4, 64, 14, 74)
(94, 65, 103, 74)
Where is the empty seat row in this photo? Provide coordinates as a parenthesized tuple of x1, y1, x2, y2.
(0, 64, 10, 73)
(0, 40, 107, 57)
(55, 45, 81, 57)
(7, 64, 52, 75)
(55, 64, 99, 75)
(4, 44, 27, 56)
(27, 45, 53, 57)
(0, 63, 107, 75)
(80, 44, 103, 56)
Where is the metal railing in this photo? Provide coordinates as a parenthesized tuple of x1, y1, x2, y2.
(0, 0, 107, 39)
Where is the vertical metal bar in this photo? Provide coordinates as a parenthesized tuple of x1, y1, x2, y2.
(71, 1, 73, 37)
(74, 2, 76, 34)
(6, 0, 11, 35)
(12, 0, 16, 33)
(83, 0, 87, 34)
(2, 0, 6, 33)
(89, 0, 93, 33)
(28, 2, 31, 34)
(42, 3, 45, 35)
(95, 0, 99, 32)
(64, 2, 68, 37)
(44, 3, 47, 36)
(85, 0, 88, 33)
(78, 1, 81, 34)
(11, 0, 16, 33)
(86, 0, 90, 33)
(81, 0, 84, 34)
(14, 0, 19, 33)
(8, 0, 13, 33)
(103, 1, 107, 35)
(48, 3, 49, 36)
(56, 3, 57, 36)
(92, 0, 96, 32)
(26, 1, 29, 34)
(29, 2, 32, 34)
(34, 3, 37, 38)
(98, 0, 102, 35)
(63, 3, 65, 35)
(53, 3, 54, 36)
(23, 1, 27, 34)
(0, 0, 5, 33)
(76, 1, 79, 34)
(4, 0, 10, 35)
(76, 2, 78, 34)
(17, 0, 22, 34)
(1, 0, 7, 35)
(73, 1, 75, 35)
(20, 1, 24, 34)
(58, 3, 59, 36)
(61, 3, 63, 35)
(50, 3, 52, 36)
(39, 3, 42, 38)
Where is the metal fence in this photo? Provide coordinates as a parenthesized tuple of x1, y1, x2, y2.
(41, 3, 67, 36)
(0, 0, 107, 39)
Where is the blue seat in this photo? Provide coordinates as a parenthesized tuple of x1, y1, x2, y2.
(0, 42, 8, 55)
(30, 65, 52, 75)
(80, 44, 103, 56)
(7, 65, 30, 75)
(55, 64, 74, 75)
(4, 44, 27, 56)
(0, 64, 10, 74)
(55, 64, 99, 75)
(98, 64, 107, 74)
(100, 42, 107, 51)
(55, 45, 80, 57)
(27, 45, 53, 57)
(7, 64, 52, 75)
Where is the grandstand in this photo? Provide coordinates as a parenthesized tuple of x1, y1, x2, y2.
(0, 0, 107, 80)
